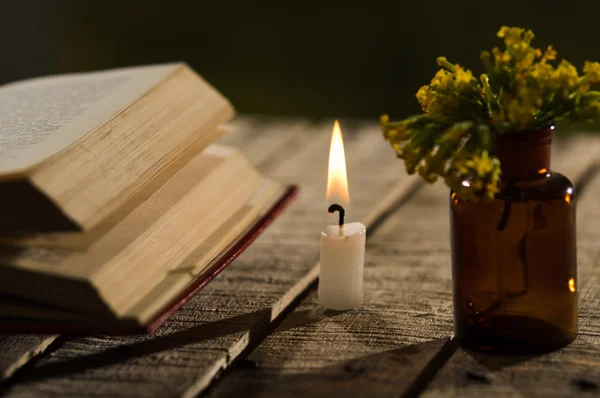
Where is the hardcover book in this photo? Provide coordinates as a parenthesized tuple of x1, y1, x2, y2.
(0, 64, 297, 333)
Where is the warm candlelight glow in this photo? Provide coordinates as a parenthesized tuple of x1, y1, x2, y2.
(326, 120, 350, 206)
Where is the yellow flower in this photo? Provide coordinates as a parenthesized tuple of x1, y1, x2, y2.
(427, 95, 460, 114)
(492, 47, 505, 65)
(530, 62, 554, 85)
(507, 99, 535, 129)
(517, 86, 543, 107)
(465, 151, 494, 177)
(497, 26, 532, 47)
(471, 180, 483, 191)
(516, 52, 536, 72)
(500, 85, 541, 129)
(454, 65, 474, 88)
(385, 128, 399, 140)
(384, 25, 600, 202)
(416, 85, 433, 110)
(417, 162, 438, 183)
(451, 151, 501, 201)
(431, 69, 453, 89)
(437, 57, 455, 71)
(497, 26, 509, 38)
(583, 61, 600, 84)
(542, 45, 557, 62)
(486, 183, 500, 196)
(497, 26, 525, 42)
(551, 60, 579, 91)
(452, 158, 470, 175)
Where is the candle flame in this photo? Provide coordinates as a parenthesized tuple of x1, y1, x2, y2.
(326, 120, 349, 206)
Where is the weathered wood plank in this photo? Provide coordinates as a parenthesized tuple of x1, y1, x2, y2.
(554, 134, 600, 185)
(220, 115, 314, 171)
(422, 336, 600, 397)
(206, 182, 454, 398)
(213, 338, 453, 398)
(207, 134, 600, 398)
(3, 121, 418, 397)
(0, 335, 56, 383)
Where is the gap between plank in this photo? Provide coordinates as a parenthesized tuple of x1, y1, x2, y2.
(0, 336, 63, 392)
(402, 337, 459, 398)
(0, 335, 59, 386)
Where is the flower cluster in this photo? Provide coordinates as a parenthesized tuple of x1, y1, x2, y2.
(381, 26, 600, 200)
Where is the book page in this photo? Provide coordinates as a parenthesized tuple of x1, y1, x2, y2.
(0, 63, 180, 176)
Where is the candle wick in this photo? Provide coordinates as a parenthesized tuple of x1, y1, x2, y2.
(328, 203, 345, 233)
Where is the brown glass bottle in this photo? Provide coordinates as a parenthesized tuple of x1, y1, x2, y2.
(451, 127, 577, 354)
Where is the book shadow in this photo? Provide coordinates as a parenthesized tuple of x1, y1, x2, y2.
(8, 308, 276, 384)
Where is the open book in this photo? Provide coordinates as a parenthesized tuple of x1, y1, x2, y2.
(0, 63, 233, 233)
(0, 64, 297, 333)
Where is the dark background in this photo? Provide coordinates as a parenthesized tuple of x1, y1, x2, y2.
(2, 1, 600, 119)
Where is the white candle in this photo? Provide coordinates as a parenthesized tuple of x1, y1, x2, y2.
(318, 120, 367, 310)
(319, 222, 366, 310)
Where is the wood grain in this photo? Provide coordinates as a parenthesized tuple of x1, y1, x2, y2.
(207, 180, 455, 398)
(0, 335, 56, 383)
(5, 123, 599, 398)
(2, 120, 418, 397)
(207, 134, 600, 398)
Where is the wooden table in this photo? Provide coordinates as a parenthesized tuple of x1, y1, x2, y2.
(2, 116, 600, 397)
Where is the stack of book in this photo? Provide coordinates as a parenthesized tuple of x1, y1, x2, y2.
(0, 64, 296, 333)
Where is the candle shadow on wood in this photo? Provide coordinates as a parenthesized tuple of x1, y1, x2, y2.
(270, 301, 389, 334)
(272, 309, 333, 332)
(323, 309, 349, 317)
(207, 338, 453, 398)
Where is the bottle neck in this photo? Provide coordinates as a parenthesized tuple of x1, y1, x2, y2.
(494, 127, 553, 182)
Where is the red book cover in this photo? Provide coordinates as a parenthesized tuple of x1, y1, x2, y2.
(0, 185, 298, 335)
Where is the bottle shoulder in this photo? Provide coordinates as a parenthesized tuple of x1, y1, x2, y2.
(499, 171, 574, 202)
(450, 171, 575, 205)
